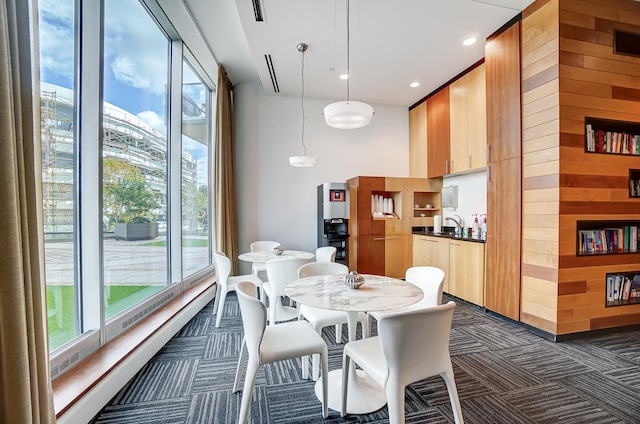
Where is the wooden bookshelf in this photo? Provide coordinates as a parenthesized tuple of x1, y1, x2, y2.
(585, 117, 640, 156)
(606, 271, 640, 307)
(576, 220, 640, 256)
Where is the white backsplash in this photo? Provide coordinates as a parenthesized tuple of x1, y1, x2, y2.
(441, 170, 487, 231)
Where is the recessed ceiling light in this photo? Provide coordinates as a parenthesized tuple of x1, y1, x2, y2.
(410, 82, 420, 88)
(463, 37, 477, 46)
(339, 73, 349, 80)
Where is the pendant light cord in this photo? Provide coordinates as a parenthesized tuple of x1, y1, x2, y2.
(346, 0, 350, 102)
(300, 45, 307, 156)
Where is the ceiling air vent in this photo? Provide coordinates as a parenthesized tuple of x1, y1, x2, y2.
(264, 54, 280, 93)
(252, 0, 264, 22)
(614, 29, 640, 58)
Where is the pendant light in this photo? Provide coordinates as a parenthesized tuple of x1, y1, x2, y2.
(324, 0, 374, 129)
(289, 42, 317, 167)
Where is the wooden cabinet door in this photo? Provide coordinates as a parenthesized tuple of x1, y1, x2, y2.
(385, 234, 411, 279)
(357, 235, 386, 276)
(409, 102, 428, 178)
(449, 241, 485, 306)
(468, 63, 487, 169)
(427, 87, 450, 178)
(449, 76, 469, 174)
(417, 236, 450, 293)
(485, 158, 521, 319)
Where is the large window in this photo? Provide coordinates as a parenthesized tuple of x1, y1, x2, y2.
(38, 0, 216, 364)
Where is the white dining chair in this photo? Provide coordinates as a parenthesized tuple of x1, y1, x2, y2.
(341, 301, 463, 424)
(368, 266, 445, 325)
(315, 246, 337, 262)
(296, 261, 369, 380)
(213, 252, 264, 328)
(263, 257, 310, 325)
(233, 281, 328, 424)
(249, 240, 281, 281)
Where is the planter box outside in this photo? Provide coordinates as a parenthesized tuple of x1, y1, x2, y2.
(114, 222, 159, 241)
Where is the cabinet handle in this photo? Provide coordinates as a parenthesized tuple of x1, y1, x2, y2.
(487, 164, 491, 182)
(486, 144, 490, 163)
(468, 154, 471, 168)
(445, 159, 448, 174)
(374, 237, 398, 241)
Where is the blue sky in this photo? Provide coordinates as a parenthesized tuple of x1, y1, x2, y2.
(38, 0, 209, 185)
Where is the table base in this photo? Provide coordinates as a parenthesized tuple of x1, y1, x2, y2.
(314, 368, 386, 414)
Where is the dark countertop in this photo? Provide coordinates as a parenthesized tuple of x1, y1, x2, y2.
(412, 226, 486, 244)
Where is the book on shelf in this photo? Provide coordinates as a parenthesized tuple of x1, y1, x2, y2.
(585, 123, 640, 155)
(606, 273, 640, 304)
(579, 226, 639, 255)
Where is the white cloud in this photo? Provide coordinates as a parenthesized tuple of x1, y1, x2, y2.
(137, 110, 165, 133)
(38, 0, 75, 83)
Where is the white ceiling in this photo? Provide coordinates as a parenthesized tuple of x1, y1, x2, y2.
(184, 0, 534, 108)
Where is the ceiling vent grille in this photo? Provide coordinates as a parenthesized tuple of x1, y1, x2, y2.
(252, 0, 264, 22)
(264, 54, 280, 93)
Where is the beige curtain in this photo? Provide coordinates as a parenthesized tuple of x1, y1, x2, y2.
(214, 65, 239, 273)
(0, 0, 56, 422)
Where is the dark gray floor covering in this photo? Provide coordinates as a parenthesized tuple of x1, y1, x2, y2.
(91, 293, 640, 423)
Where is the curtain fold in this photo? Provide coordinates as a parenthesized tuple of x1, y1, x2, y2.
(0, 0, 56, 422)
(214, 65, 239, 274)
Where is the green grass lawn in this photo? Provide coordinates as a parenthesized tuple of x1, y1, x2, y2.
(47, 285, 163, 351)
(143, 238, 209, 247)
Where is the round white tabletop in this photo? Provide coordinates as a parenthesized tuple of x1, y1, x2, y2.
(238, 249, 315, 263)
(285, 274, 423, 415)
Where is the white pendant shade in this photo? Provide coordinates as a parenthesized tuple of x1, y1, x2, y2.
(289, 155, 317, 167)
(324, 101, 374, 130)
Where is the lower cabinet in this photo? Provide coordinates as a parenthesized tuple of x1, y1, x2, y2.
(359, 234, 411, 279)
(413, 234, 485, 306)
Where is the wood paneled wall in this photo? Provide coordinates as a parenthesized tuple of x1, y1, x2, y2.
(522, 0, 640, 335)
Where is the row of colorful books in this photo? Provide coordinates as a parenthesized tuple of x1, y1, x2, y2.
(578, 226, 639, 254)
(585, 124, 640, 154)
(606, 273, 640, 303)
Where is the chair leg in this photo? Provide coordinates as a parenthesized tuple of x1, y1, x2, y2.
(335, 324, 342, 343)
(238, 359, 260, 424)
(269, 296, 277, 325)
(301, 354, 309, 380)
(312, 323, 323, 381)
(362, 318, 371, 338)
(341, 352, 350, 417)
(215, 288, 228, 328)
(233, 338, 247, 393)
(442, 369, 464, 424)
(320, 346, 329, 418)
(384, 381, 406, 424)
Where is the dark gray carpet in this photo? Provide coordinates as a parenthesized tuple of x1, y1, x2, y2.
(91, 294, 640, 423)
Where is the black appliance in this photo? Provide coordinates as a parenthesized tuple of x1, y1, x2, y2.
(317, 183, 350, 265)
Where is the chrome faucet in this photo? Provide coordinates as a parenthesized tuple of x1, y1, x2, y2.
(446, 214, 463, 235)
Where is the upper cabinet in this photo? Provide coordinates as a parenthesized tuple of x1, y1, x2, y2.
(449, 63, 487, 174)
(427, 87, 450, 178)
(409, 101, 428, 178)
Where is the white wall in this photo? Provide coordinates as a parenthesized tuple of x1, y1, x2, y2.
(442, 170, 487, 232)
(234, 83, 409, 273)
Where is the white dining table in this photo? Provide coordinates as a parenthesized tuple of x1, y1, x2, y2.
(237, 249, 315, 264)
(285, 273, 423, 414)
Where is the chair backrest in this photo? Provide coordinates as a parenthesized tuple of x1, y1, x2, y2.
(377, 301, 456, 388)
(315, 246, 337, 262)
(214, 251, 232, 289)
(250, 240, 280, 252)
(266, 257, 310, 296)
(405, 266, 445, 307)
(236, 281, 267, 360)
(298, 261, 348, 279)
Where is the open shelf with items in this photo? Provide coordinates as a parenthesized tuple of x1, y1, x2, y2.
(585, 117, 640, 156)
(413, 191, 440, 218)
(577, 220, 640, 256)
(629, 169, 640, 198)
(371, 191, 401, 219)
(606, 271, 640, 307)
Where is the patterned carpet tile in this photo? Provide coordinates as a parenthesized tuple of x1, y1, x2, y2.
(265, 382, 332, 423)
(411, 363, 493, 404)
(91, 398, 191, 424)
(453, 351, 545, 393)
(457, 323, 536, 351)
(458, 393, 536, 424)
(502, 382, 624, 424)
(604, 366, 640, 390)
(449, 328, 490, 356)
(191, 357, 248, 393)
(151, 335, 208, 361)
(551, 338, 638, 372)
(177, 315, 212, 337)
(204, 331, 244, 359)
(578, 333, 640, 365)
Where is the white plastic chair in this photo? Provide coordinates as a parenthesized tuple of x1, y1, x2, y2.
(249, 240, 281, 281)
(315, 246, 337, 262)
(213, 252, 264, 328)
(297, 261, 370, 380)
(233, 281, 328, 424)
(368, 266, 445, 324)
(263, 257, 310, 325)
(341, 301, 463, 424)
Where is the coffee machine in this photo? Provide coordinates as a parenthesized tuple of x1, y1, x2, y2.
(317, 183, 349, 265)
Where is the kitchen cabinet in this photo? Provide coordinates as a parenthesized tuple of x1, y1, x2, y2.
(413, 234, 484, 305)
(409, 101, 427, 178)
(427, 87, 450, 178)
(348, 177, 441, 279)
(413, 234, 450, 292)
(449, 63, 487, 174)
(485, 21, 522, 320)
(449, 240, 485, 306)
